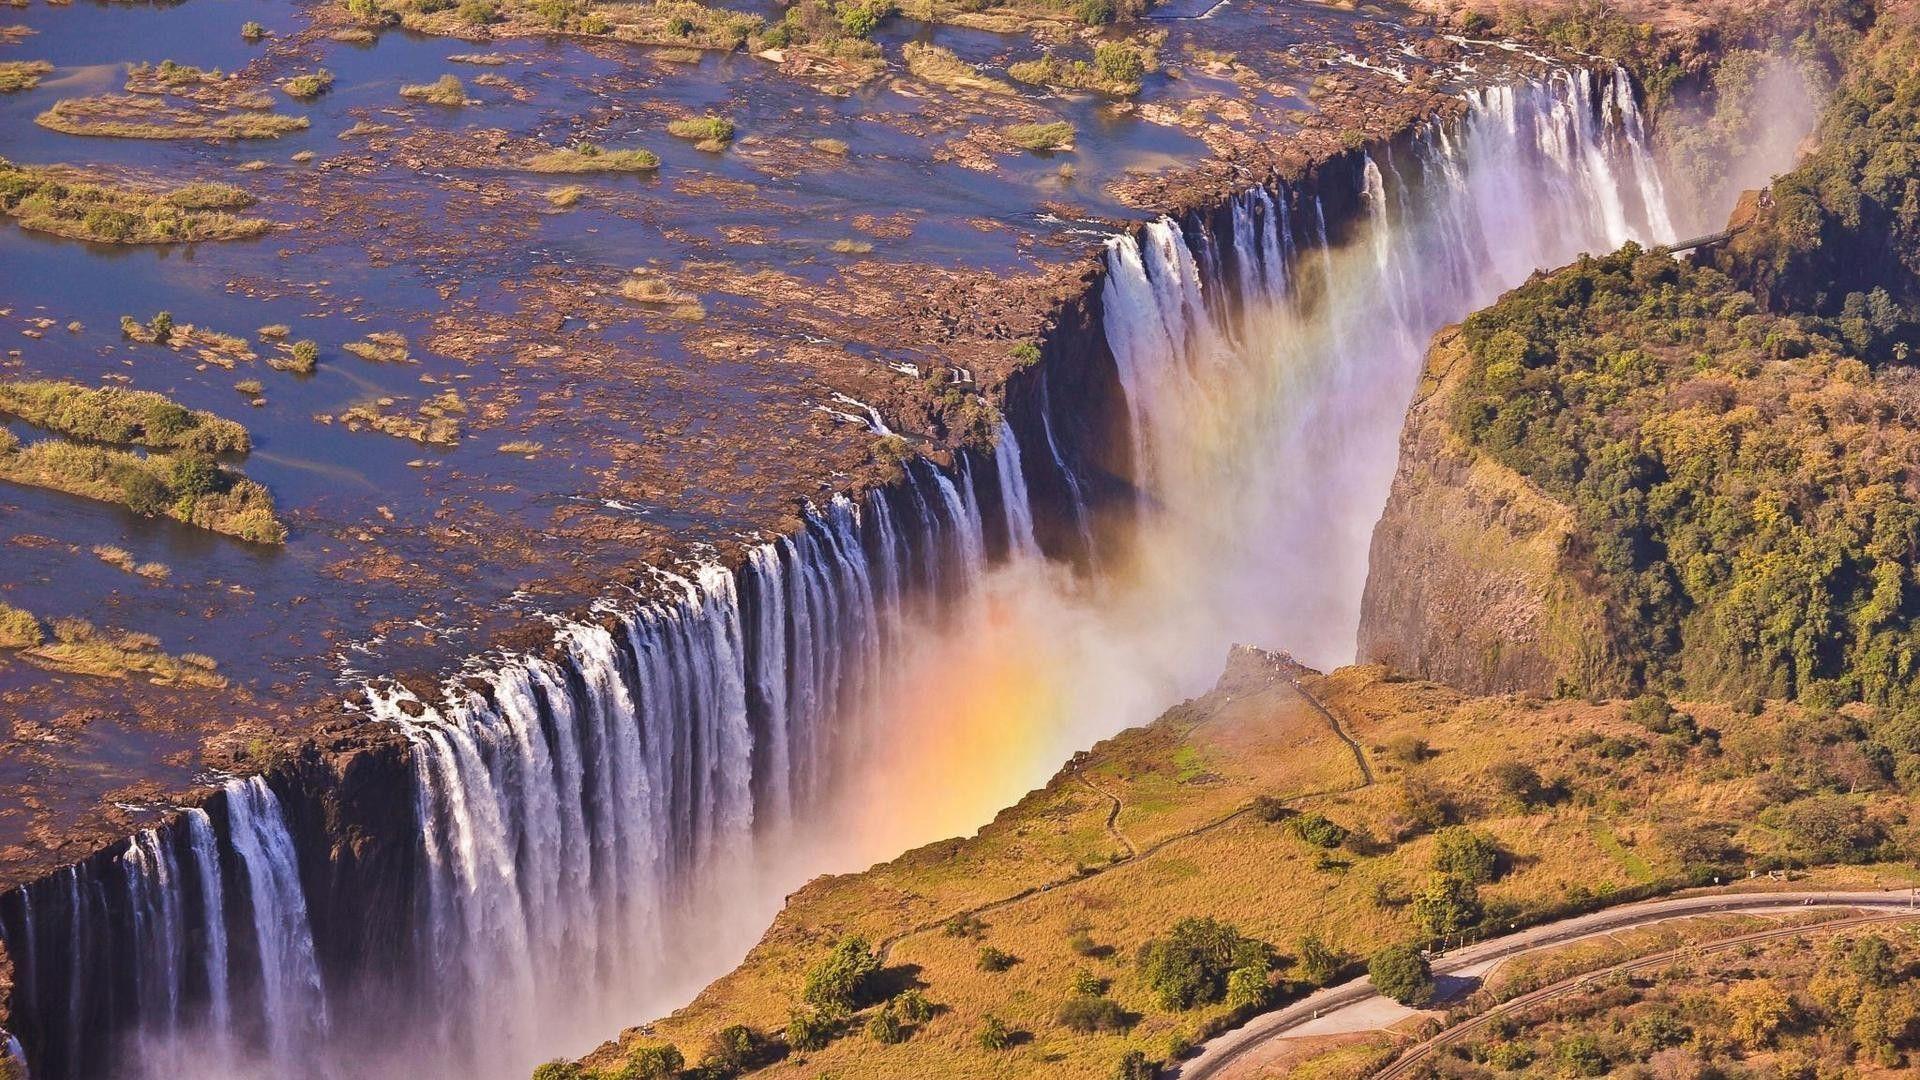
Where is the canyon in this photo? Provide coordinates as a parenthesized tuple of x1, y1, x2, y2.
(0, 0, 1888, 1078)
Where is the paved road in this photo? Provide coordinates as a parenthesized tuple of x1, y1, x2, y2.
(1175, 888, 1920, 1080)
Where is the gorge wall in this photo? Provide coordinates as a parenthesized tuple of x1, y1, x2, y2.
(0, 62, 1688, 1080)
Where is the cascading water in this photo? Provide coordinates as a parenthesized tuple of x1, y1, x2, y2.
(0, 63, 1724, 1080)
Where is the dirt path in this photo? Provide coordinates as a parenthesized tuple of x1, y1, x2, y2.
(877, 677, 1371, 963)
(1175, 889, 1920, 1080)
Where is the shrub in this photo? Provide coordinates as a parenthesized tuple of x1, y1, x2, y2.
(1430, 827, 1503, 884)
(400, 74, 468, 105)
(977, 944, 1016, 972)
(1552, 1035, 1606, 1076)
(149, 311, 174, 343)
(835, 0, 881, 37)
(1776, 795, 1883, 862)
(1075, 0, 1112, 23)
(1251, 794, 1290, 822)
(0, 603, 42, 649)
(699, 1025, 764, 1075)
(241, 20, 267, 40)
(287, 340, 320, 374)
(866, 1005, 906, 1044)
(168, 451, 222, 497)
(531, 1063, 580, 1080)
(1849, 936, 1898, 988)
(1224, 965, 1270, 1010)
(943, 913, 984, 938)
(457, 0, 498, 23)
(1093, 41, 1145, 85)
(1488, 760, 1547, 807)
(785, 1008, 835, 1052)
(666, 114, 735, 146)
(621, 1043, 683, 1080)
(893, 989, 934, 1023)
(976, 1015, 1011, 1051)
(1367, 944, 1432, 1006)
(1295, 934, 1342, 987)
(1287, 812, 1349, 848)
(1136, 917, 1271, 1010)
(1056, 994, 1129, 1033)
(1115, 1050, 1157, 1080)
(1069, 969, 1105, 997)
(803, 936, 880, 1016)
(1004, 121, 1074, 151)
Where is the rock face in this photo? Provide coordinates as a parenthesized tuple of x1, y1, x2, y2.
(1356, 328, 1628, 698)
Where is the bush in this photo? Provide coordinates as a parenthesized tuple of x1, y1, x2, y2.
(1225, 965, 1270, 1010)
(621, 1044, 683, 1080)
(457, 0, 497, 23)
(977, 945, 1016, 972)
(977, 1015, 1011, 1051)
(287, 339, 320, 374)
(1430, 827, 1503, 884)
(1411, 873, 1481, 939)
(1115, 1050, 1157, 1080)
(1488, 760, 1547, 808)
(1069, 970, 1105, 997)
(699, 1025, 764, 1075)
(1287, 812, 1349, 848)
(866, 1005, 907, 1044)
(1056, 994, 1129, 1033)
(1093, 41, 1145, 85)
(149, 311, 174, 343)
(1251, 794, 1290, 822)
(1136, 917, 1271, 1010)
(1367, 944, 1432, 1006)
(803, 936, 880, 1016)
(1075, 0, 1112, 23)
(1295, 934, 1343, 987)
(785, 1008, 835, 1052)
(169, 451, 222, 498)
(1552, 1034, 1607, 1076)
(1776, 795, 1884, 862)
(943, 913, 984, 938)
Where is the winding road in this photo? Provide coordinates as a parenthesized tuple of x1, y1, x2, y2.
(1176, 888, 1920, 1080)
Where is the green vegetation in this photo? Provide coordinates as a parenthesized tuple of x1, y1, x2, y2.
(0, 381, 250, 452)
(280, 69, 335, 100)
(901, 41, 1015, 94)
(1134, 917, 1270, 1010)
(1451, 243, 1920, 707)
(36, 95, 309, 140)
(241, 20, 267, 40)
(0, 60, 52, 93)
(522, 142, 659, 173)
(400, 74, 469, 104)
(1002, 120, 1073, 151)
(802, 936, 881, 1016)
(1366, 943, 1432, 1006)
(341, 331, 412, 364)
(0, 159, 269, 243)
(0, 607, 226, 687)
(665, 113, 734, 150)
(330, 389, 465, 445)
(1006, 38, 1155, 96)
(0, 603, 42, 649)
(277, 340, 320, 374)
(0, 432, 283, 542)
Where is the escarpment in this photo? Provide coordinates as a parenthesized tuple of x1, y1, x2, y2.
(1356, 329, 1625, 699)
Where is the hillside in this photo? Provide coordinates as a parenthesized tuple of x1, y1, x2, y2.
(553, 648, 1919, 1079)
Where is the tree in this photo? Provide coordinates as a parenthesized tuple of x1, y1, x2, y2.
(785, 1009, 835, 1053)
(1488, 761, 1547, 808)
(1850, 935, 1899, 988)
(169, 451, 222, 498)
(621, 1043, 683, 1080)
(1411, 873, 1481, 939)
(804, 936, 879, 1016)
(700, 1025, 763, 1075)
(1552, 1034, 1606, 1076)
(1288, 812, 1350, 848)
(1367, 944, 1432, 1006)
(1114, 1050, 1157, 1080)
(1430, 827, 1503, 884)
(531, 1063, 580, 1080)
(1136, 918, 1272, 1010)
(1727, 979, 1792, 1049)
(1225, 965, 1270, 1010)
(1295, 933, 1343, 988)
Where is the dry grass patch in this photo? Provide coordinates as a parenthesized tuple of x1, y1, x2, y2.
(901, 42, 1014, 95)
(0, 159, 270, 243)
(280, 69, 335, 100)
(341, 331, 411, 364)
(810, 136, 849, 156)
(36, 95, 309, 140)
(1003, 120, 1073, 151)
(399, 74, 470, 105)
(666, 113, 734, 151)
(23, 616, 225, 687)
(0, 380, 251, 451)
(523, 142, 659, 173)
(544, 185, 584, 208)
(325, 389, 465, 446)
(0, 60, 50, 93)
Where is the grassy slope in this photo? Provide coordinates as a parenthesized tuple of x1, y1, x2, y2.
(577, 652, 1915, 1078)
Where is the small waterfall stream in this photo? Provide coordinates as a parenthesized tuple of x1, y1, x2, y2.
(1, 64, 1697, 1080)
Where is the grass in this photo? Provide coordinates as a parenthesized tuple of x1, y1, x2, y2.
(498, 439, 543, 455)
(92, 544, 170, 579)
(0, 602, 41, 649)
(828, 237, 873, 254)
(523, 142, 660, 173)
(19, 615, 226, 688)
(341, 331, 410, 364)
(0, 380, 251, 452)
(544, 185, 585, 208)
(36, 95, 309, 140)
(0, 60, 51, 93)
(810, 137, 849, 156)
(666, 113, 734, 151)
(584, 663, 1919, 1079)
(902, 42, 1015, 95)
(0, 159, 270, 244)
(1003, 120, 1074, 151)
(280, 69, 335, 100)
(0, 428, 283, 543)
(1005, 38, 1155, 97)
(399, 73, 470, 105)
(328, 390, 463, 445)
(1587, 818, 1656, 883)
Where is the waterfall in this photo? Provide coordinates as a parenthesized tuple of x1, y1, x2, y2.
(0, 778, 321, 1080)
(0, 63, 1697, 1080)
